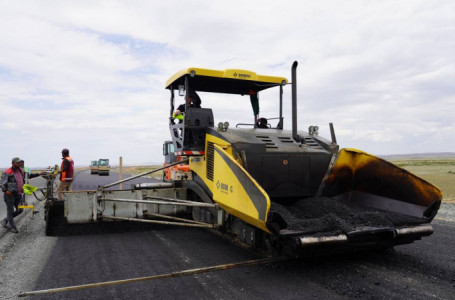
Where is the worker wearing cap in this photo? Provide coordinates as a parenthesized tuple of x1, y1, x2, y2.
(0, 157, 42, 233)
(57, 148, 74, 201)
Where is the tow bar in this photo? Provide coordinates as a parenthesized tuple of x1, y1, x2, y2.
(18, 256, 288, 298)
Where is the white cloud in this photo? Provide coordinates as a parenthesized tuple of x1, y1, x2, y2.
(0, 0, 454, 167)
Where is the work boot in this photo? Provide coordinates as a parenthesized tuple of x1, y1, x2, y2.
(10, 227, 18, 234)
(1, 219, 7, 228)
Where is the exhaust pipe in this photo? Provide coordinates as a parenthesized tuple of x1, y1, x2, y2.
(329, 122, 337, 144)
(291, 61, 299, 142)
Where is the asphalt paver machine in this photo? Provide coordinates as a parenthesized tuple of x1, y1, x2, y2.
(49, 62, 442, 257)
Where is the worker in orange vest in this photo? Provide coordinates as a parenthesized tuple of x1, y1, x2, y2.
(57, 148, 75, 200)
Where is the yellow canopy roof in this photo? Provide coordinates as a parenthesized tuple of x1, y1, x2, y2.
(165, 67, 288, 95)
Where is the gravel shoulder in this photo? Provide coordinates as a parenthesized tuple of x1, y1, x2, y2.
(434, 202, 455, 222)
(0, 195, 56, 299)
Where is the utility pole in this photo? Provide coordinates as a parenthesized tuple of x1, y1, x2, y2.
(119, 156, 123, 190)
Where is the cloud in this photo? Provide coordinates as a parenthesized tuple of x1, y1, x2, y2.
(0, 0, 454, 167)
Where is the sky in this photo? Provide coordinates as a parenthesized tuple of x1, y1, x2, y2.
(1, 0, 454, 168)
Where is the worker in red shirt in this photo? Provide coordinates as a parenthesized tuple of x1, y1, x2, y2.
(1, 157, 42, 233)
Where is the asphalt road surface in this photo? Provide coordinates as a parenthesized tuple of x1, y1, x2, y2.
(0, 173, 454, 299)
(72, 169, 160, 190)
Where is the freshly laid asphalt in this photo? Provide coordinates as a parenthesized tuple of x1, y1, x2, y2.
(1, 172, 454, 299)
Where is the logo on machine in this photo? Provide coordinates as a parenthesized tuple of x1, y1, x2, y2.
(216, 180, 232, 194)
(233, 72, 251, 79)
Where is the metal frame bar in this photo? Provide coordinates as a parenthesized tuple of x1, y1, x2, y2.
(144, 195, 217, 207)
(100, 215, 215, 228)
(279, 84, 283, 129)
(298, 224, 434, 247)
(99, 197, 217, 208)
(143, 212, 210, 226)
(102, 159, 188, 189)
(18, 257, 288, 297)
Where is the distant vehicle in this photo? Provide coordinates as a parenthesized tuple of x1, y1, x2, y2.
(90, 160, 99, 174)
(98, 159, 110, 176)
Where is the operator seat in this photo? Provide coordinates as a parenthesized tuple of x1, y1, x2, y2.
(183, 107, 214, 151)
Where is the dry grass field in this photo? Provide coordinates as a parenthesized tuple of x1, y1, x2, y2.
(387, 158, 455, 203)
